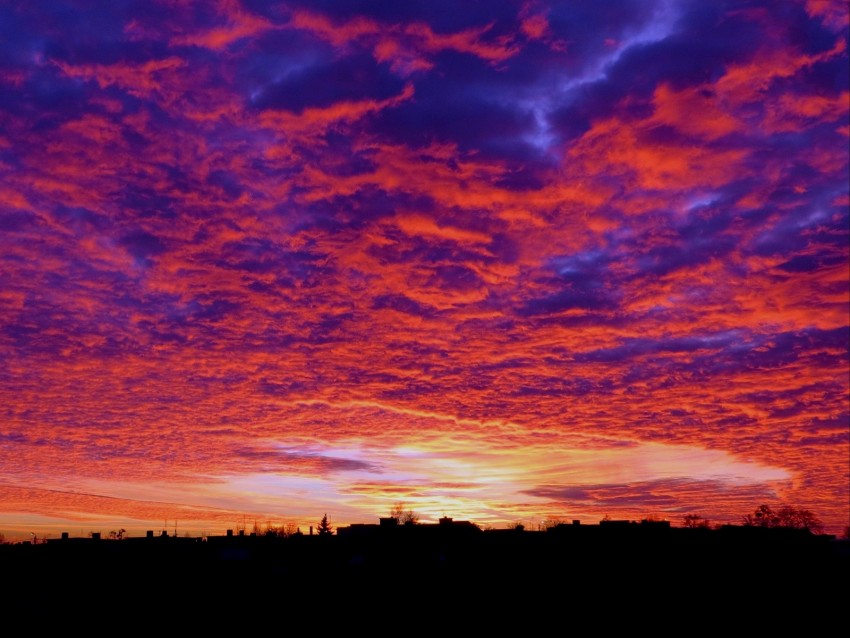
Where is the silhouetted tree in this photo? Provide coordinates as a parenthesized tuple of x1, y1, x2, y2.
(743, 504, 776, 527)
(682, 514, 710, 528)
(742, 504, 823, 533)
(263, 522, 300, 538)
(260, 520, 297, 537)
(317, 513, 333, 536)
(775, 506, 823, 533)
(108, 529, 127, 540)
(390, 502, 419, 525)
(539, 517, 563, 530)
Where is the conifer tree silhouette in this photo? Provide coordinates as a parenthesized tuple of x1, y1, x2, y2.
(317, 513, 333, 536)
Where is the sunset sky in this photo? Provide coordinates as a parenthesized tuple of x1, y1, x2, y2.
(1, 1, 848, 540)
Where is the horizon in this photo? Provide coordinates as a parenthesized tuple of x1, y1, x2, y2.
(1, 505, 838, 544)
(1, 1, 848, 540)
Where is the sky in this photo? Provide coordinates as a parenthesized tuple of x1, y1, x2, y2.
(0, 0, 848, 541)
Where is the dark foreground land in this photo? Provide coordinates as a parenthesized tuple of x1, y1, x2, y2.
(2, 522, 848, 627)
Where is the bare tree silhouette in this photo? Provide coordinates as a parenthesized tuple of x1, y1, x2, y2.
(389, 502, 419, 525)
(682, 514, 710, 528)
(742, 504, 823, 533)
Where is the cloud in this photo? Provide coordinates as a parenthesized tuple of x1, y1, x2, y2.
(525, 478, 787, 520)
(170, 1, 275, 50)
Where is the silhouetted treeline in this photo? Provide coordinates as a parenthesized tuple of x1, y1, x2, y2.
(2, 518, 847, 621)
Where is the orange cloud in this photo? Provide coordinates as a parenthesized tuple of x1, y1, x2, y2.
(54, 57, 185, 99)
(289, 9, 520, 74)
(717, 36, 846, 106)
(805, 0, 850, 30)
(170, 0, 275, 49)
(650, 83, 742, 140)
